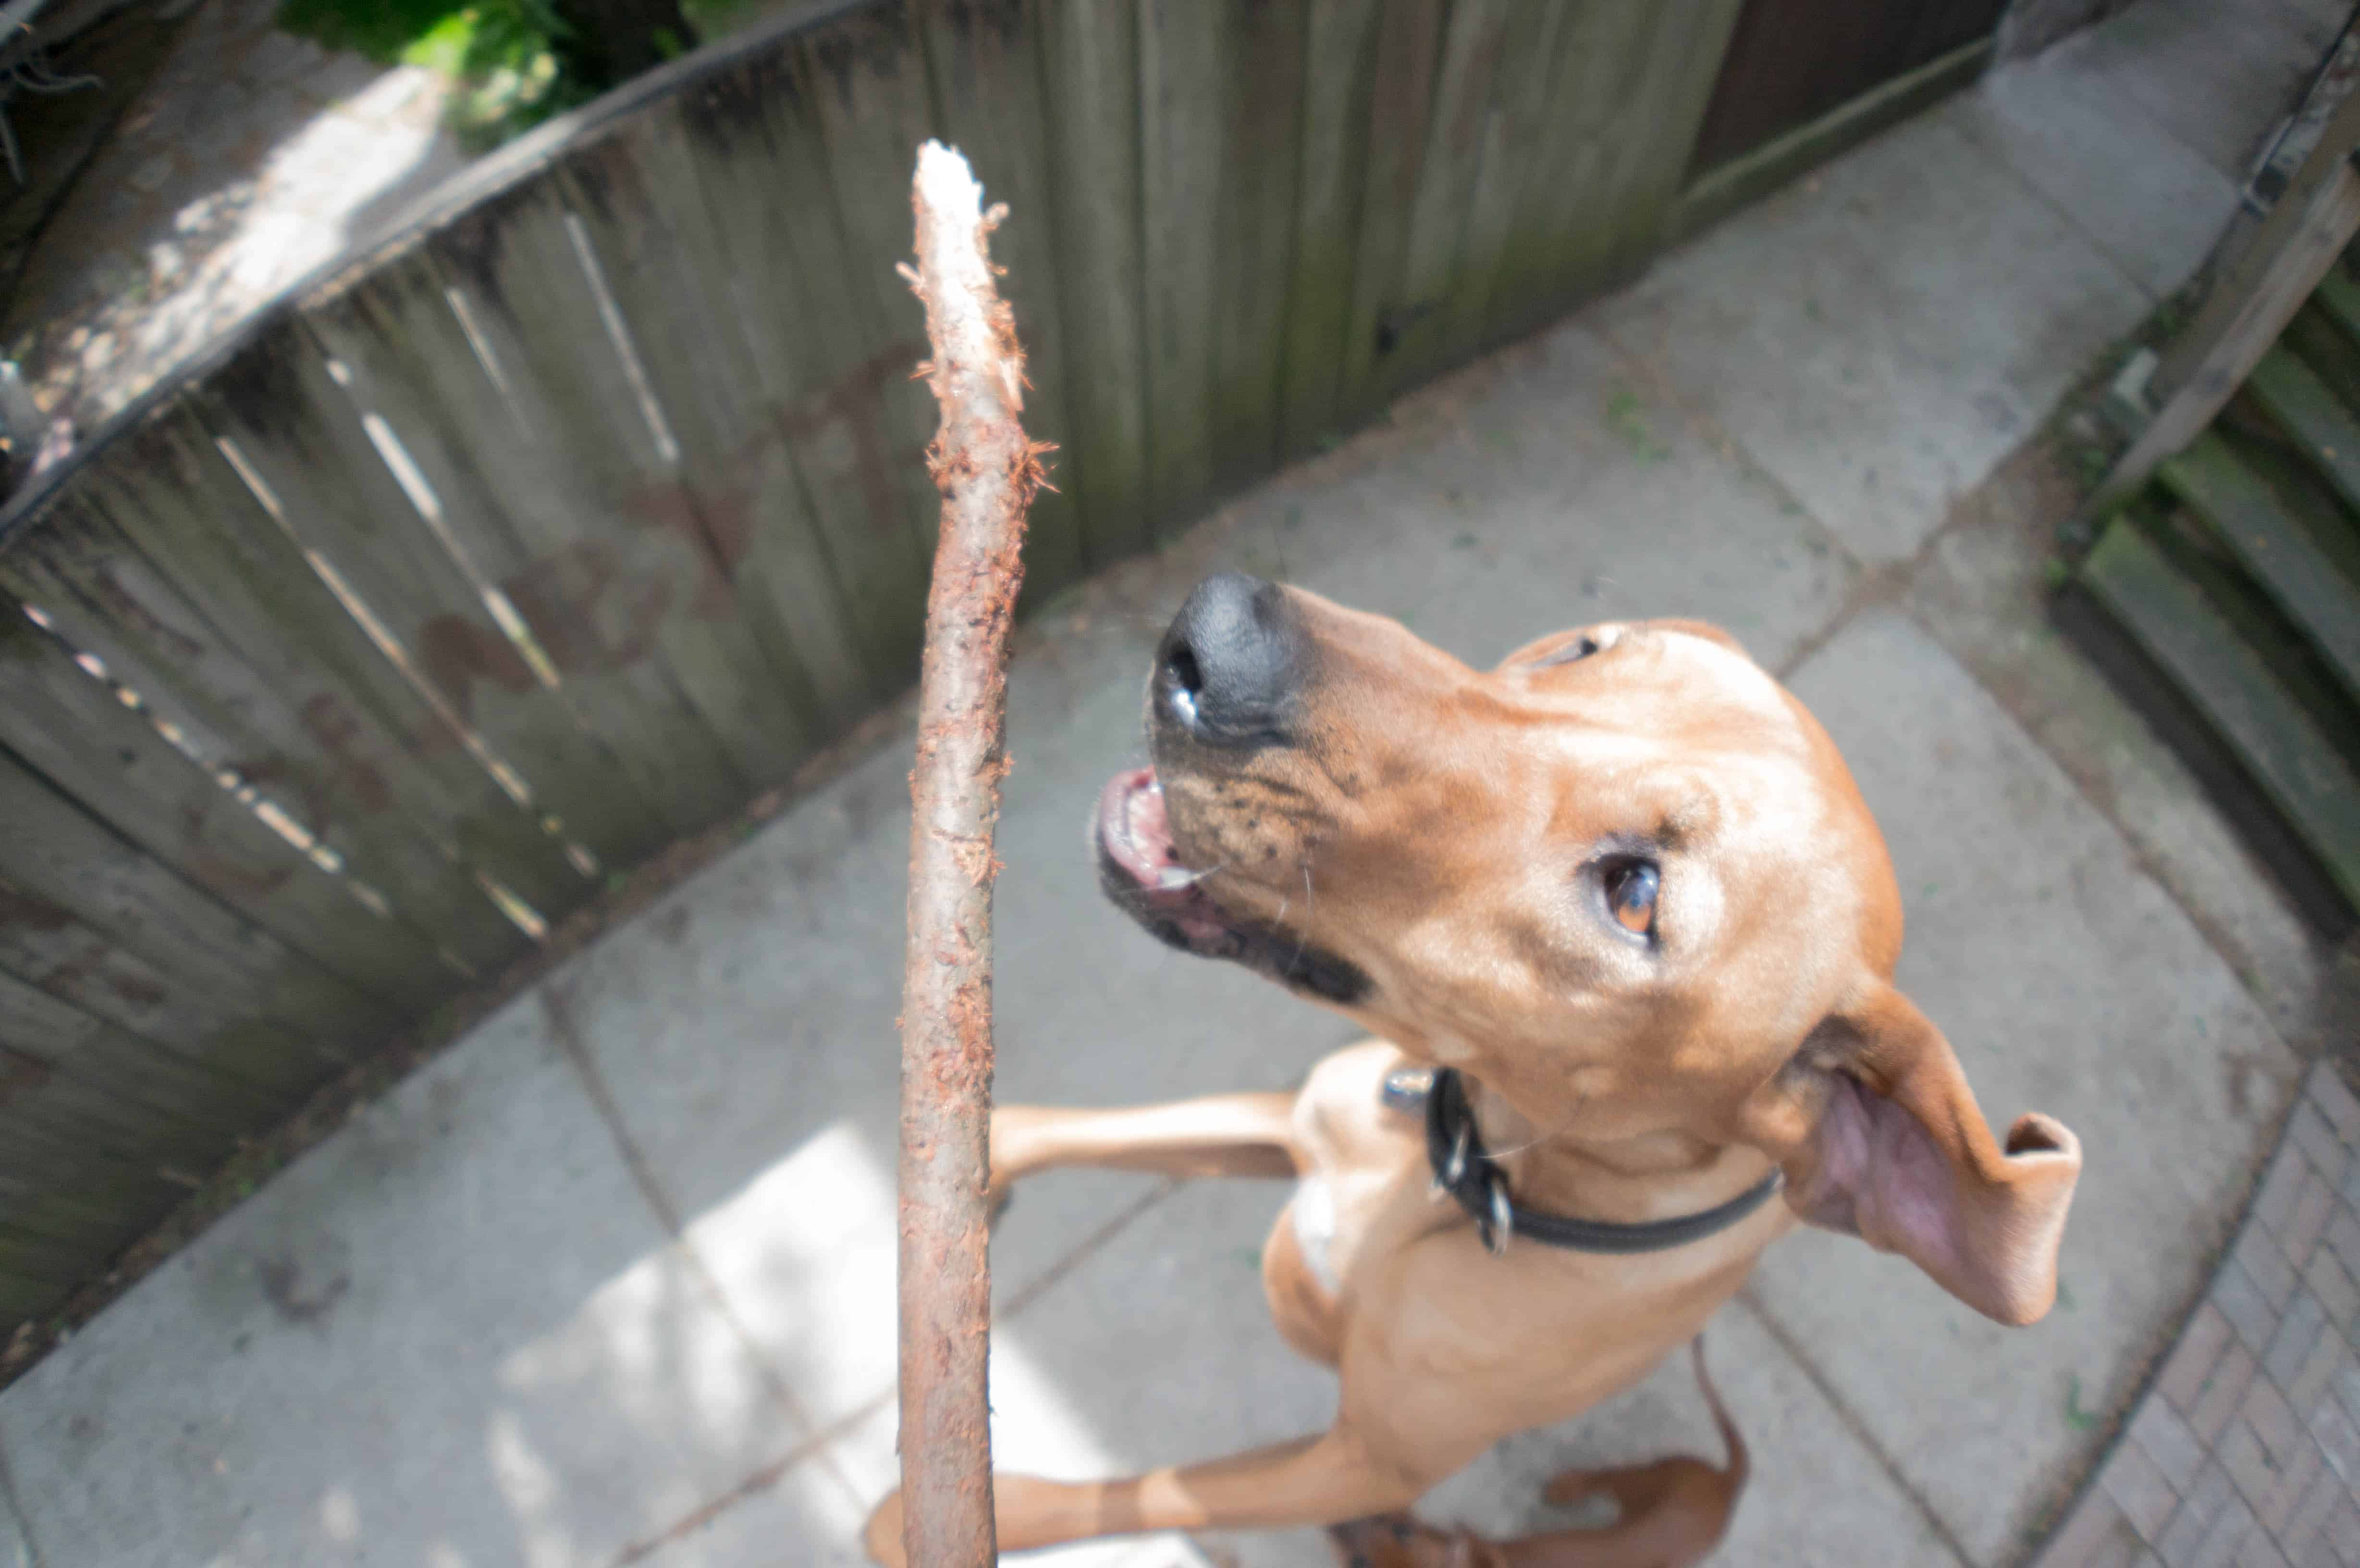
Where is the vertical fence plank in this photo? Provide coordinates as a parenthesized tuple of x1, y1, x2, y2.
(1435, 0, 1571, 358)
(0, 1230, 104, 1300)
(304, 256, 749, 843)
(0, 969, 285, 1147)
(192, 316, 651, 893)
(0, 1116, 184, 1218)
(0, 750, 376, 1097)
(800, 1, 953, 570)
(1039, 0, 1151, 564)
(61, 414, 549, 971)
(429, 178, 799, 809)
(192, 325, 593, 928)
(666, 45, 934, 695)
(1480, 1, 1677, 344)
(556, 116, 874, 736)
(1363, 0, 1517, 403)
(1137, 0, 1226, 531)
(0, 1157, 175, 1254)
(1278, 0, 1384, 459)
(1597, 0, 1749, 280)
(1206, 0, 1308, 494)
(0, 591, 453, 1006)
(17, 472, 542, 971)
(0, 1108, 196, 1206)
(1334, 0, 1447, 428)
(919, 0, 1088, 604)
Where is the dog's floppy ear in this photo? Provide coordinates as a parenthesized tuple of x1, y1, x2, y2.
(1744, 985, 2081, 1326)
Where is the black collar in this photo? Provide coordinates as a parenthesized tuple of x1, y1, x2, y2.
(1417, 1067, 1782, 1256)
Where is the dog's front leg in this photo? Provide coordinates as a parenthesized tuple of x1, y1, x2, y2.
(990, 1092, 1303, 1195)
(860, 1426, 1441, 1564)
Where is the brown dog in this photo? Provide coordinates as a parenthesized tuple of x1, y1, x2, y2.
(861, 575, 2081, 1562)
(1327, 1337, 1747, 1568)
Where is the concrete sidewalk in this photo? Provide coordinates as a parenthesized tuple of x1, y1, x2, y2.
(5, 2, 2356, 1564)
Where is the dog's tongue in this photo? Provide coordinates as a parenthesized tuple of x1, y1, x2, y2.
(1097, 768, 1177, 887)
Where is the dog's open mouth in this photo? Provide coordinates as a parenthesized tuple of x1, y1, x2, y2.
(1094, 767, 1234, 948)
(1094, 766, 1371, 1004)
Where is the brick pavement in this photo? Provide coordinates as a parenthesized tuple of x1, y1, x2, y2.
(2035, 1061, 2360, 1568)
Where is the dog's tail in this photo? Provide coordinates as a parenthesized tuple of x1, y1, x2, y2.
(1691, 1335, 1748, 1488)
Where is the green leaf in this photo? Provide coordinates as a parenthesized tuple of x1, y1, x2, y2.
(2064, 1374, 2100, 1432)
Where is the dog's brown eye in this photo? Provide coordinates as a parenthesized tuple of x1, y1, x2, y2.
(1531, 634, 1600, 669)
(1604, 860, 1659, 935)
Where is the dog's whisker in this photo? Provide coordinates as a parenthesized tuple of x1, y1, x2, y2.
(1289, 858, 1318, 976)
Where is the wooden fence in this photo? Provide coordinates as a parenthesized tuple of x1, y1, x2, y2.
(0, 0, 1953, 1325)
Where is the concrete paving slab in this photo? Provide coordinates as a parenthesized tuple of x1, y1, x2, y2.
(1411, 1295, 1967, 1568)
(1231, 319, 1858, 674)
(1603, 102, 2149, 565)
(0, 995, 798, 1568)
(2050, 0, 2340, 182)
(810, 1183, 1966, 1568)
(1758, 610, 2301, 1565)
(830, 1178, 1325, 1567)
(627, 1436, 886, 1568)
(1954, 42, 2240, 300)
(1903, 449, 2340, 1054)
(690, 1402, 1208, 1568)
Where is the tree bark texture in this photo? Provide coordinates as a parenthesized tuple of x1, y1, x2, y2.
(894, 140, 1045, 1568)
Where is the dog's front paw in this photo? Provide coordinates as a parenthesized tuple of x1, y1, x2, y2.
(860, 1490, 906, 1567)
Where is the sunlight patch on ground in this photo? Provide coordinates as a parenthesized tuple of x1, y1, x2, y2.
(681, 1121, 1210, 1567)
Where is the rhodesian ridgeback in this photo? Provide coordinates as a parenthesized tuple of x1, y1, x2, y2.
(862, 573, 2081, 1563)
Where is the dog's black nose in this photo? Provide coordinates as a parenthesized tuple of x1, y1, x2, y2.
(1155, 572, 1302, 747)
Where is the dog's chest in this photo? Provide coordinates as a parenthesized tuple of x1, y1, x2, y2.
(1284, 1041, 1431, 1299)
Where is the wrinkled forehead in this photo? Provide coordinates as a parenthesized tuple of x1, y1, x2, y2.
(1500, 620, 1803, 740)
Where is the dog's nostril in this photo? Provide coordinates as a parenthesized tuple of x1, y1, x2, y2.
(1166, 643, 1203, 697)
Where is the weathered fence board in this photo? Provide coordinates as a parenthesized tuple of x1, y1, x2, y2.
(204, 330, 646, 906)
(1205, 0, 1307, 493)
(189, 361, 573, 950)
(1373, 0, 1516, 404)
(303, 255, 747, 844)
(0, 0, 1938, 1329)
(560, 115, 874, 733)
(1279, 0, 1387, 458)
(1446, 0, 1572, 354)
(1139, 0, 1227, 530)
(1040, 0, 1152, 561)
(70, 412, 564, 978)
(0, 739, 395, 1057)
(0, 601, 455, 1005)
(1598, 0, 1751, 281)
(667, 47, 935, 691)
(431, 181, 796, 806)
(801, 1, 955, 569)
(2, 497, 578, 957)
(0, 971, 276, 1149)
(0, 736, 392, 1053)
(0, 1162, 170, 1254)
(0, 1119, 183, 1213)
(1336, 0, 1448, 429)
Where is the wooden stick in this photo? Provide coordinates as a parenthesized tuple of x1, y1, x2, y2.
(894, 140, 1045, 1568)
